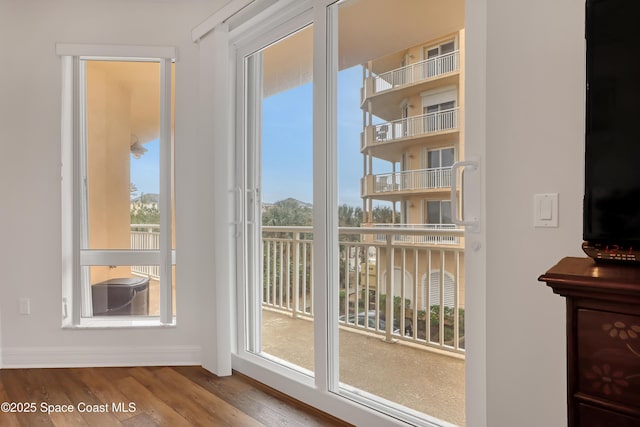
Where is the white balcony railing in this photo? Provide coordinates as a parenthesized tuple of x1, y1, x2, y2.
(372, 223, 461, 245)
(262, 226, 465, 354)
(129, 224, 466, 354)
(130, 224, 160, 279)
(373, 108, 458, 144)
(373, 167, 452, 194)
(373, 51, 460, 93)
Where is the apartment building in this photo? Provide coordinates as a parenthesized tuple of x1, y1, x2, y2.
(361, 32, 464, 230)
(355, 31, 466, 334)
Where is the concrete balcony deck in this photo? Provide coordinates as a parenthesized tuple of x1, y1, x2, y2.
(262, 309, 465, 426)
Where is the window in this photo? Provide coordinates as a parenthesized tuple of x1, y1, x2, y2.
(423, 40, 457, 77)
(58, 44, 176, 326)
(425, 147, 455, 169)
(425, 200, 453, 225)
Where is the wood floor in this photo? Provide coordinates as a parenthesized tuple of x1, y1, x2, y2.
(0, 366, 352, 426)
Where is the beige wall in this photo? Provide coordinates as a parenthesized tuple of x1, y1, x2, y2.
(86, 62, 134, 283)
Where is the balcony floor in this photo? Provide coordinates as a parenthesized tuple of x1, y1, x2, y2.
(262, 309, 465, 426)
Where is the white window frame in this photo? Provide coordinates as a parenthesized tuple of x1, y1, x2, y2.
(424, 146, 456, 169)
(422, 38, 458, 61)
(58, 44, 176, 328)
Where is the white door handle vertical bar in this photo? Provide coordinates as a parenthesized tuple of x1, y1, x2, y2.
(450, 160, 479, 231)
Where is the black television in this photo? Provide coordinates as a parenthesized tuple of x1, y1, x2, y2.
(583, 0, 640, 262)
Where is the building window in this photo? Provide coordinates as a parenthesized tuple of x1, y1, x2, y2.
(423, 40, 456, 77)
(422, 87, 458, 133)
(425, 200, 453, 225)
(423, 147, 455, 169)
(58, 44, 176, 326)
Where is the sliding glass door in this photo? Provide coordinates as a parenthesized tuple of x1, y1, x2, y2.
(242, 23, 315, 375)
(236, 1, 473, 425)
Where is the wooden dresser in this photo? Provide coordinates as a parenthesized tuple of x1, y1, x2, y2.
(539, 257, 640, 427)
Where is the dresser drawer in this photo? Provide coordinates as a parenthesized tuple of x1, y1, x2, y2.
(577, 403, 640, 427)
(576, 309, 640, 409)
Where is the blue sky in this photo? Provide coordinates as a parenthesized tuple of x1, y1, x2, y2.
(131, 65, 389, 208)
(130, 139, 160, 197)
(262, 65, 388, 207)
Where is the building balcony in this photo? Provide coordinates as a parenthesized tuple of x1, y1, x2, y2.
(261, 226, 465, 424)
(361, 109, 459, 159)
(262, 309, 464, 425)
(361, 51, 460, 115)
(261, 225, 465, 350)
(371, 223, 462, 246)
(361, 166, 453, 199)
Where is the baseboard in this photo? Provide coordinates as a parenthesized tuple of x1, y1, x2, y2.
(1, 345, 202, 368)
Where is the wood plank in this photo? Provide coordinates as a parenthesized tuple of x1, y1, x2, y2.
(173, 366, 351, 427)
(115, 375, 192, 426)
(0, 369, 53, 427)
(73, 368, 137, 422)
(29, 369, 89, 427)
(127, 367, 229, 426)
(48, 369, 122, 427)
(0, 375, 22, 427)
(153, 367, 264, 427)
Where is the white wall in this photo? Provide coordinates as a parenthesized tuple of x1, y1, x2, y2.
(0, 0, 225, 366)
(485, 0, 584, 425)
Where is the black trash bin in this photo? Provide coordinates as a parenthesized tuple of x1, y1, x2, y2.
(91, 277, 150, 316)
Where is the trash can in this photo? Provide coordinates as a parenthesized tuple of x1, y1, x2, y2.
(91, 277, 150, 316)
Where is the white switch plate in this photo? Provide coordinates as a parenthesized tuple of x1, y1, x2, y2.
(534, 193, 558, 227)
(19, 297, 31, 315)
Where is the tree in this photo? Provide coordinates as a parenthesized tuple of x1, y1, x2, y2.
(338, 204, 362, 228)
(372, 205, 399, 224)
(131, 205, 160, 224)
(262, 198, 312, 226)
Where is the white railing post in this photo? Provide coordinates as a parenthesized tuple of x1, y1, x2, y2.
(293, 232, 300, 318)
(385, 233, 395, 343)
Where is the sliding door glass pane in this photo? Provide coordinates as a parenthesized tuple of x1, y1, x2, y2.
(333, 0, 465, 424)
(245, 25, 314, 374)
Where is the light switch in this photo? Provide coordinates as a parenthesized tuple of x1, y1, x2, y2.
(534, 193, 558, 227)
(19, 297, 31, 315)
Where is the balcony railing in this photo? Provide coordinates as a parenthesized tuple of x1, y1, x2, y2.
(372, 223, 461, 245)
(130, 224, 160, 279)
(262, 226, 465, 354)
(130, 224, 466, 354)
(372, 167, 452, 194)
(372, 108, 458, 144)
(373, 51, 460, 94)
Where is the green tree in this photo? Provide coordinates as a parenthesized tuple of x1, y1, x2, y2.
(262, 198, 312, 226)
(338, 204, 362, 228)
(372, 205, 400, 224)
(130, 193, 160, 224)
(131, 205, 160, 224)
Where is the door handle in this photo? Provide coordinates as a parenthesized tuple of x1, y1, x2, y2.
(450, 159, 480, 232)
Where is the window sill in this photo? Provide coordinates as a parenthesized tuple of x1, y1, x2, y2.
(62, 316, 176, 329)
